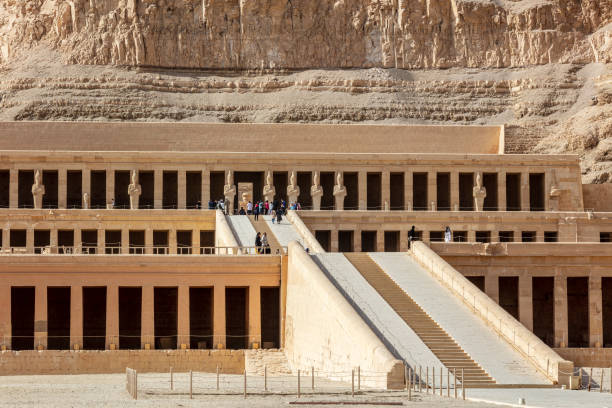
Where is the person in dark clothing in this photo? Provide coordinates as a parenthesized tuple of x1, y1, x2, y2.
(276, 209, 283, 224)
(253, 202, 260, 220)
(408, 225, 416, 249)
(255, 232, 262, 254)
(239, 207, 246, 215)
(208, 199, 215, 209)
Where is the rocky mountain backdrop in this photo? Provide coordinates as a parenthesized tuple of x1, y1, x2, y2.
(0, 0, 610, 182)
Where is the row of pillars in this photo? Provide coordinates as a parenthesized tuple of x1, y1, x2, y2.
(0, 284, 263, 350)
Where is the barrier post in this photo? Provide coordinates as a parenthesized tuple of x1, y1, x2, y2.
(440, 367, 443, 396)
(244, 369, 247, 399)
(419, 366, 422, 393)
(408, 368, 412, 401)
(351, 369, 355, 397)
(589, 368, 592, 391)
(358, 366, 361, 391)
(170, 366, 173, 390)
(601, 370, 604, 393)
(297, 369, 301, 398)
(454, 368, 457, 399)
(189, 370, 193, 399)
(426, 366, 429, 394)
(431, 366, 436, 394)
(312, 366, 315, 390)
(447, 368, 450, 397)
(265, 365, 268, 391)
(216, 365, 220, 390)
(405, 366, 409, 391)
(135, 370, 138, 401)
(461, 368, 465, 400)
(610, 367, 611, 393)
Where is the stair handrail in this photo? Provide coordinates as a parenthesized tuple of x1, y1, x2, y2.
(285, 210, 325, 253)
(410, 241, 573, 386)
(215, 210, 241, 254)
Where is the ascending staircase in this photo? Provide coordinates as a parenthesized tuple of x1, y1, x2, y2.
(248, 215, 284, 254)
(344, 253, 495, 387)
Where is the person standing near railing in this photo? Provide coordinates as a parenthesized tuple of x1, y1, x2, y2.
(255, 232, 262, 254)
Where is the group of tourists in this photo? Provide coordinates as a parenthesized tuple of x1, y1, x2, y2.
(254, 232, 271, 254)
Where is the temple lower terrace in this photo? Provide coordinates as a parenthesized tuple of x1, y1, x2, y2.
(1, 122, 612, 403)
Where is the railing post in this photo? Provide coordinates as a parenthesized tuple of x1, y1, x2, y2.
(312, 366, 315, 390)
(189, 370, 193, 399)
(419, 366, 422, 393)
(265, 365, 268, 391)
(351, 369, 355, 397)
(447, 368, 450, 398)
(297, 369, 301, 398)
(426, 366, 429, 394)
(244, 369, 247, 399)
(358, 366, 360, 391)
(170, 366, 173, 390)
(454, 368, 457, 399)
(216, 365, 220, 390)
(440, 366, 442, 396)
(462, 368, 465, 400)
(408, 368, 411, 401)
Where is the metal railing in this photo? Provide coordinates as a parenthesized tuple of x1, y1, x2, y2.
(0, 245, 287, 255)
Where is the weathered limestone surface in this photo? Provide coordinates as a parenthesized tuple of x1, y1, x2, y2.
(0, 0, 609, 69)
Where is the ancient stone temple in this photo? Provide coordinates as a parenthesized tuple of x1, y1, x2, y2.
(0, 121, 611, 389)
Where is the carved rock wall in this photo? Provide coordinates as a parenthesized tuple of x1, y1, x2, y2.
(0, 0, 610, 69)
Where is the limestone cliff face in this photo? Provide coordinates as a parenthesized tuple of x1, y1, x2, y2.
(0, 0, 609, 69)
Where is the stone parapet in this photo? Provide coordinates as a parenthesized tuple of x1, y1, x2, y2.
(285, 211, 325, 254)
(284, 242, 404, 389)
(555, 348, 612, 368)
(411, 241, 573, 386)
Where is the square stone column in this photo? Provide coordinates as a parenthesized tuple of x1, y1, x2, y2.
(404, 171, 412, 210)
(354, 229, 362, 252)
(1, 229, 9, 251)
(518, 274, 533, 331)
(330, 230, 339, 252)
(467, 230, 476, 243)
(58, 169, 67, 209)
(74, 228, 81, 254)
(382, 171, 390, 210)
(141, 286, 154, 349)
(193, 231, 201, 254)
(106, 168, 115, 207)
(590, 275, 603, 347)
(34, 285, 47, 350)
(248, 285, 261, 348)
(106, 285, 119, 349)
(498, 171, 507, 211)
(450, 172, 459, 211)
(0, 285, 11, 349)
(70, 286, 83, 350)
(554, 275, 569, 347)
(9, 169, 18, 209)
(145, 229, 153, 255)
(169, 229, 177, 254)
(427, 172, 437, 211)
(358, 171, 367, 210)
(82, 168, 91, 203)
(178, 170, 187, 209)
(26, 228, 34, 254)
(97, 229, 105, 254)
(121, 229, 129, 254)
(485, 274, 500, 303)
(154, 170, 163, 209)
(376, 230, 384, 252)
(520, 172, 530, 211)
(202, 169, 210, 206)
(177, 285, 190, 349)
(50, 229, 58, 252)
(213, 285, 226, 349)
(399, 230, 408, 252)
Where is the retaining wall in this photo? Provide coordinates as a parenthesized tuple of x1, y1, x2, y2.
(0, 350, 244, 375)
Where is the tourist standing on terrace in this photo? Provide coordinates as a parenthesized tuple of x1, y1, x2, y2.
(445, 226, 452, 243)
(253, 202, 260, 220)
(262, 232, 269, 254)
(408, 225, 416, 249)
(247, 201, 253, 215)
(255, 232, 262, 254)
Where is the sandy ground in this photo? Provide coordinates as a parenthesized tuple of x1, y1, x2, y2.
(0, 373, 498, 407)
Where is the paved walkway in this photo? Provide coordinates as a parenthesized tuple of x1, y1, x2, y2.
(370, 253, 549, 385)
(226, 215, 257, 251)
(467, 388, 612, 407)
(313, 253, 445, 372)
(262, 215, 303, 247)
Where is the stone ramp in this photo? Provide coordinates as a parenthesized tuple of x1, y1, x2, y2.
(226, 215, 257, 251)
(245, 349, 293, 376)
(261, 215, 304, 248)
(369, 252, 551, 386)
(311, 252, 446, 377)
(344, 253, 495, 387)
(247, 215, 285, 254)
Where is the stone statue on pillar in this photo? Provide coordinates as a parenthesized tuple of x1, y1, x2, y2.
(83, 192, 90, 209)
(223, 170, 236, 214)
(263, 171, 276, 203)
(310, 171, 323, 210)
(31, 169, 45, 209)
(287, 170, 300, 205)
(549, 171, 562, 211)
(128, 169, 142, 210)
(473, 172, 487, 211)
(333, 172, 347, 211)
